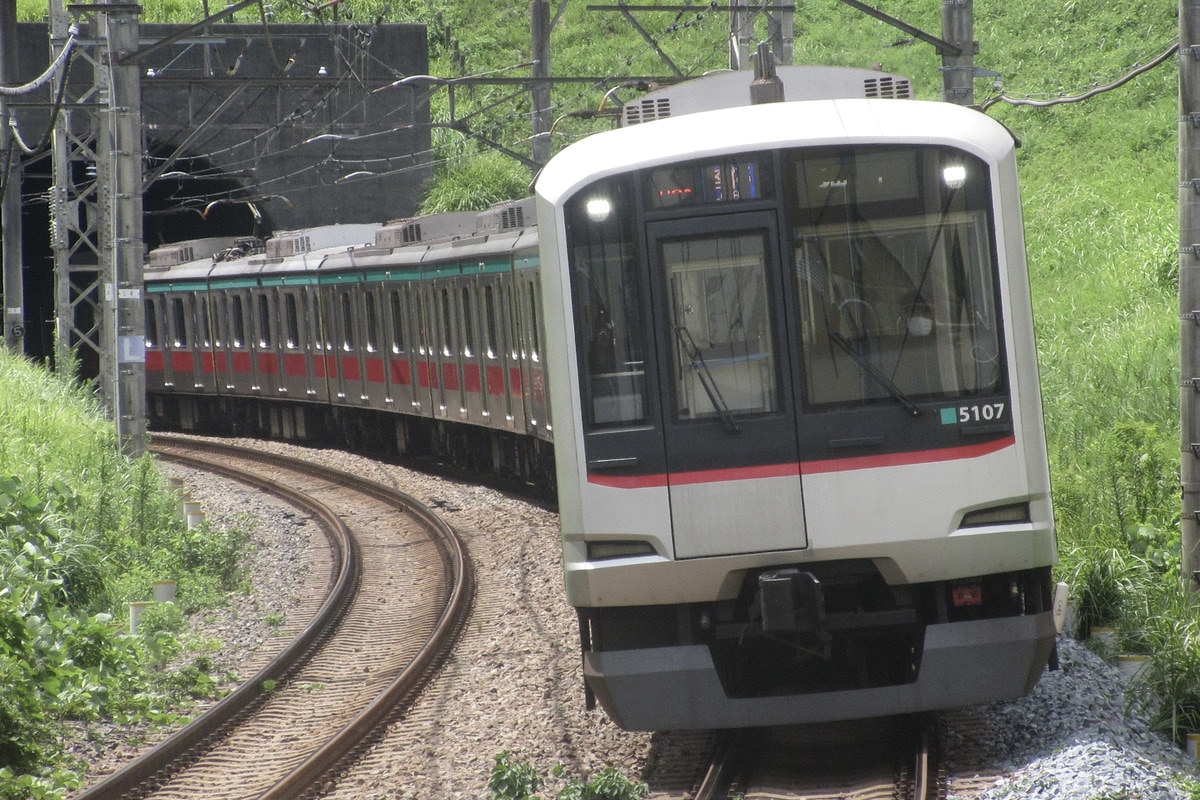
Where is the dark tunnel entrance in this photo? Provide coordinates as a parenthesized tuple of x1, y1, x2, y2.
(7, 141, 265, 365)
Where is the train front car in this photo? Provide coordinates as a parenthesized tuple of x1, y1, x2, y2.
(535, 68, 1057, 731)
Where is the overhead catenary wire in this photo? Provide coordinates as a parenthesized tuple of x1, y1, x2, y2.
(980, 39, 1178, 111)
(134, 0, 725, 209)
(0, 24, 77, 95)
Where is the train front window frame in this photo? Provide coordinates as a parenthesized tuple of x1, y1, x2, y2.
(661, 230, 777, 422)
(786, 145, 1005, 410)
(565, 175, 648, 429)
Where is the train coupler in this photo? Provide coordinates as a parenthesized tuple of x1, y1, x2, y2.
(757, 569, 824, 633)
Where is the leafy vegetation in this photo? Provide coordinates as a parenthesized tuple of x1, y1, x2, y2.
(0, 351, 252, 796)
(489, 751, 649, 800)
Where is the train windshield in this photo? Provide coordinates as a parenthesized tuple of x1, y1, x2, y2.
(564, 177, 649, 428)
(787, 146, 1003, 409)
(563, 145, 1005, 433)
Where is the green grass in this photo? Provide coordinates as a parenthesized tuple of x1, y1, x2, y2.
(0, 352, 253, 794)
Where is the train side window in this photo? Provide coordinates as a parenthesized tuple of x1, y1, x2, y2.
(285, 294, 300, 349)
(309, 293, 324, 351)
(504, 284, 519, 360)
(526, 282, 541, 364)
(461, 286, 476, 357)
(231, 296, 246, 348)
(257, 294, 272, 348)
(341, 291, 355, 352)
(213, 296, 227, 348)
(364, 291, 379, 353)
(144, 299, 158, 348)
(440, 288, 454, 357)
(198, 296, 212, 348)
(171, 297, 188, 348)
(389, 290, 406, 355)
(564, 176, 647, 428)
(484, 285, 498, 359)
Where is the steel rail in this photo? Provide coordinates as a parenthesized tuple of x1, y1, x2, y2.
(257, 452, 475, 799)
(74, 442, 359, 800)
(151, 434, 474, 799)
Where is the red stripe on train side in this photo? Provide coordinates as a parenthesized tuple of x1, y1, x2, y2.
(341, 357, 361, 381)
(417, 360, 437, 389)
(232, 351, 252, 374)
(257, 352, 278, 376)
(201, 352, 216, 373)
(145, 350, 164, 371)
(170, 350, 195, 372)
(365, 357, 385, 384)
(486, 365, 505, 396)
(284, 353, 307, 377)
(464, 364, 482, 393)
(587, 436, 1017, 489)
(441, 363, 460, 391)
(391, 360, 412, 386)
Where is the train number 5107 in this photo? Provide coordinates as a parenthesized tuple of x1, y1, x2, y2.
(957, 403, 1005, 423)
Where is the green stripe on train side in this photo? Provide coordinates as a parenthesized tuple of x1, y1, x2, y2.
(317, 272, 365, 285)
(261, 275, 321, 287)
(363, 269, 423, 283)
(207, 277, 261, 290)
(514, 251, 539, 270)
(146, 279, 215, 293)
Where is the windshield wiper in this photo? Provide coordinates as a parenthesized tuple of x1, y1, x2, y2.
(674, 325, 742, 434)
(830, 332, 922, 417)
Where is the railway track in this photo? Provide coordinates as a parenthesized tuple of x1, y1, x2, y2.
(690, 714, 944, 800)
(75, 435, 473, 800)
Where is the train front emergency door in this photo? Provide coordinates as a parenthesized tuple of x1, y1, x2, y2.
(647, 213, 808, 559)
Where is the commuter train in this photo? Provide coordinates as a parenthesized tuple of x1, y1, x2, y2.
(145, 65, 1059, 732)
(144, 201, 555, 487)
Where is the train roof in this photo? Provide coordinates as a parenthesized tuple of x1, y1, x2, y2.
(535, 97, 1016, 206)
(619, 65, 912, 125)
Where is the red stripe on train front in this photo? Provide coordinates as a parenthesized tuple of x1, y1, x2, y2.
(800, 436, 1015, 475)
(587, 436, 1016, 489)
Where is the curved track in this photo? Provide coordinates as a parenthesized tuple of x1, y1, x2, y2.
(74, 435, 473, 800)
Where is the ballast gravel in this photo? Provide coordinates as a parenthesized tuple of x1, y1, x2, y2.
(951, 633, 1199, 799)
(72, 438, 1200, 797)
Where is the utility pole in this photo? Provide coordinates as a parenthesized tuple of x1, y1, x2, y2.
(1180, 0, 1200, 590)
(50, 0, 146, 456)
(531, 0, 552, 168)
(940, 0, 975, 105)
(1, 0, 23, 354)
